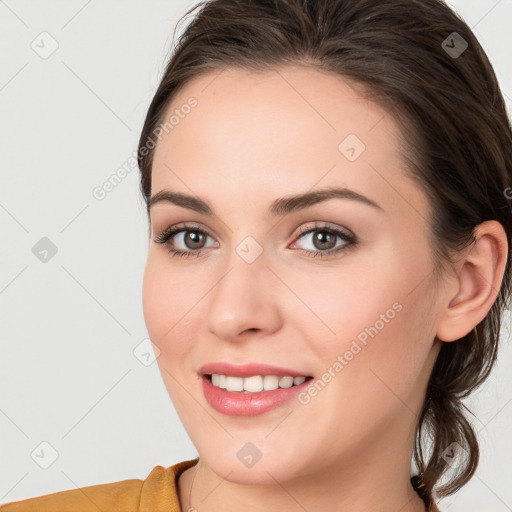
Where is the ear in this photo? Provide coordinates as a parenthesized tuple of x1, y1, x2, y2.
(436, 220, 508, 342)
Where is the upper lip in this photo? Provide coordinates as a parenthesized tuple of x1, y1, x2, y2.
(198, 362, 312, 378)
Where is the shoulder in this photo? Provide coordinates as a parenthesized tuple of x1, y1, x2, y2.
(0, 458, 199, 512)
(0, 477, 143, 512)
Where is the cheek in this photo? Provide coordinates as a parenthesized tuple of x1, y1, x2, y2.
(287, 260, 401, 360)
(363, 281, 438, 399)
(142, 256, 169, 344)
(319, 279, 436, 430)
(142, 254, 196, 351)
(142, 252, 214, 383)
(142, 255, 201, 408)
(302, 250, 436, 391)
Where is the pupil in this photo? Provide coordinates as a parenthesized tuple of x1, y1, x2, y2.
(314, 231, 335, 250)
(186, 231, 204, 249)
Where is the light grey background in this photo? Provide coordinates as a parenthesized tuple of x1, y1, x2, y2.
(1, 1, 511, 510)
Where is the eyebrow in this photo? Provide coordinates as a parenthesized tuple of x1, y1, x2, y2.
(148, 186, 383, 216)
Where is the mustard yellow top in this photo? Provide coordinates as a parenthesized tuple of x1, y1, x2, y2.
(1, 458, 440, 512)
(0, 458, 199, 512)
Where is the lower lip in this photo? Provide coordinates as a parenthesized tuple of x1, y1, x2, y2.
(201, 375, 311, 416)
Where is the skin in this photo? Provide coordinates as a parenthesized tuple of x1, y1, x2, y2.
(142, 65, 508, 512)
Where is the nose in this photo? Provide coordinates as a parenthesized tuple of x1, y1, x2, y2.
(204, 248, 283, 343)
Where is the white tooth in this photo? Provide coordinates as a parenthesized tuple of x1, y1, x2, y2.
(225, 376, 244, 392)
(243, 375, 264, 392)
(211, 374, 307, 391)
(263, 375, 279, 390)
(211, 374, 227, 387)
(217, 374, 227, 389)
(279, 376, 294, 388)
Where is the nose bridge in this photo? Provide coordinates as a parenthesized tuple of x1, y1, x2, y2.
(204, 235, 279, 340)
(219, 233, 268, 293)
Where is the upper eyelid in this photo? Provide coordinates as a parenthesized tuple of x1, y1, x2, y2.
(294, 222, 354, 238)
(153, 222, 212, 240)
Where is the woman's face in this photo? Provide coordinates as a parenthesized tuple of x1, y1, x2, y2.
(143, 66, 444, 483)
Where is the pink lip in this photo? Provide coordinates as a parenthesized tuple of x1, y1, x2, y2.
(201, 375, 312, 416)
(198, 362, 313, 417)
(198, 362, 310, 378)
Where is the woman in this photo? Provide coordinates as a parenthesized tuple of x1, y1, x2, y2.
(2, 0, 511, 511)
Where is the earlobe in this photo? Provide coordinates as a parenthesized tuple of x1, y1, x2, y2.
(436, 220, 508, 343)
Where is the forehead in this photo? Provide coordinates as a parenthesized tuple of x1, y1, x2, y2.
(150, 65, 428, 220)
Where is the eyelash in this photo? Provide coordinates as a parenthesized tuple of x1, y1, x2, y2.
(153, 222, 357, 260)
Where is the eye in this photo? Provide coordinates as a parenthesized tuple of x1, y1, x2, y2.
(154, 221, 357, 260)
(290, 223, 357, 258)
(153, 223, 218, 259)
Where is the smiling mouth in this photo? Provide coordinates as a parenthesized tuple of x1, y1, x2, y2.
(205, 374, 314, 393)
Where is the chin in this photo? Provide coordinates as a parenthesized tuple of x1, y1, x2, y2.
(186, 428, 322, 486)
(202, 451, 303, 485)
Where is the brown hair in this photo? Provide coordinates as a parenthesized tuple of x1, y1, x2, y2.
(137, 0, 512, 506)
